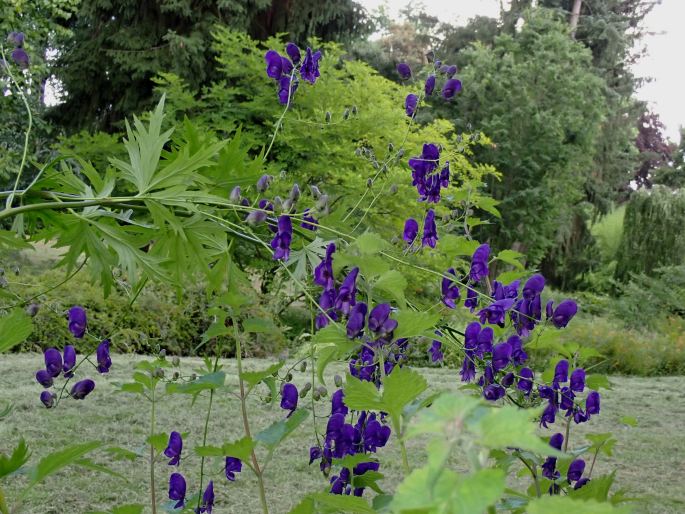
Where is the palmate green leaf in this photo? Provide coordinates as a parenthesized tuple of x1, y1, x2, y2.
(289, 492, 375, 514)
(166, 371, 225, 395)
(148, 138, 225, 192)
(0, 230, 31, 250)
(0, 309, 33, 353)
(255, 408, 309, 449)
(195, 436, 255, 461)
(440, 234, 481, 257)
(243, 317, 278, 334)
(240, 362, 284, 388)
(526, 495, 631, 514)
(406, 393, 482, 439)
(495, 249, 525, 270)
(87, 504, 145, 514)
(586, 374, 612, 391)
(146, 433, 169, 453)
(27, 441, 101, 487)
(373, 270, 407, 307)
(0, 439, 30, 479)
(382, 367, 427, 421)
(392, 310, 441, 340)
(343, 374, 385, 412)
(354, 232, 390, 255)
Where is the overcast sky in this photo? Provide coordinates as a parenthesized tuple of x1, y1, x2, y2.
(359, 0, 684, 141)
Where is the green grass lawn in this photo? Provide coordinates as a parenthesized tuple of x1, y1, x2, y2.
(1, 354, 683, 513)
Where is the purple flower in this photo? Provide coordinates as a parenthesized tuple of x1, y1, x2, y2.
(331, 389, 348, 416)
(225, 456, 242, 481)
(575, 477, 591, 490)
(70, 379, 95, 400)
(428, 340, 443, 363)
(517, 367, 534, 395)
(441, 268, 460, 308)
(164, 431, 183, 466)
(278, 75, 298, 105)
(508, 335, 528, 365)
(567, 459, 586, 482)
(246, 210, 268, 225)
(271, 215, 292, 261)
(346, 302, 368, 338)
(40, 391, 55, 408)
(586, 391, 600, 415)
(554, 360, 569, 387)
(335, 267, 359, 315)
(281, 383, 298, 414)
(264, 50, 283, 79)
(403, 218, 419, 244)
(7, 32, 25, 47)
(229, 186, 241, 204)
(363, 418, 391, 451)
(300, 47, 322, 84)
(68, 306, 87, 338)
(199, 481, 214, 513)
(491, 343, 512, 371)
(35, 369, 54, 388)
(309, 446, 322, 464)
(483, 383, 505, 401)
(478, 298, 515, 326)
(396, 62, 412, 79)
(421, 209, 438, 248)
(540, 401, 556, 428)
(44, 348, 63, 378)
(256, 174, 273, 193)
(441, 78, 462, 100)
(368, 303, 397, 335)
(63, 345, 76, 377)
(300, 209, 318, 231)
(286, 42, 301, 64)
(542, 433, 563, 480)
(314, 243, 336, 288)
(464, 287, 478, 311)
(425, 75, 436, 96)
(405, 94, 418, 117)
(570, 368, 585, 393)
(522, 274, 545, 300)
(460, 354, 476, 382)
(169, 472, 186, 509)
(551, 299, 578, 328)
(560, 386, 575, 411)
(469, 244, 490, 282)
(10, 47, 29, 68)
(501, 372, 515, 387)
(96, 339, 112, 373)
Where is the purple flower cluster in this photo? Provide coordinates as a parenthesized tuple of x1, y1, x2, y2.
(7, 32, 29, 69)
(264, 43, 321, 104)
(395, 60, 462, 119)
(165, 431, 242, 512)
(34, 306, 110, 407)
(541, 434, 590, 493)
(407, 144, 450, 204)
(539, 360, 599, 428)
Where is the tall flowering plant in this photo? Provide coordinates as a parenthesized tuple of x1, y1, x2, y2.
(0, 35, 627, 514)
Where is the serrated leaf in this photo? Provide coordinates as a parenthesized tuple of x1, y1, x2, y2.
(440, 235, 480, 257)
(0, 309, 33, 353)
(343, 374, 385, 412)
(166, 372, 225, 395)
(27, 441, 101, 486)
(373, 270, 407, 307)
(382, 367, 427, 421)
(146, 433, 168, 453)
(240, 362, 284, 388)
(392, 310, 441, 340)
(586, 375, 612, 391)
(255, 409, 309, 449)
(355, 232, 389, 255)
(0, 439, 30, 479)
(526, 495, 631, 514)
(495, 249, 525, 270)
(406, 393, 481, 439)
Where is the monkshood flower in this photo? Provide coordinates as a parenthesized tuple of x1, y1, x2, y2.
(271, 215, 292, 261)
(586, 390, 600, 415)
(335, 267, 359, 314)
(464, 287, 478, 311)
(63, 345, 76, 377)
(35, 369, 53, 388)
(96, 339, 112, 373)
(281, 383, 298, 415)
(508, 335, 528, 365)
(245, 210, 268, 225)
(367, 303, 398, 336)
(68, 306, 87, 338)
(567, 459, 586, 482)
(541, 433, 564, 480)
(331, 389, 348, 416)
(10, 47, 29, 68)
(300, 47, 322, 84)
(428, 340, 443, 363)
(198, 481, 214, 513)
(278, 76, 298, 105)
(439, 64, 457, 77)
(501, 372, 515, 388)
(483, 383, 506, 401)
(553, 359, 569, 388)
(70, 379, 95, 400)
(546, 299, 578, 328)
(346, 302, 368, 338)
(44, 348, 63, 377)
(225, 457, 242, 481)
(491, 342, 512, 372)
(265, 50, 285, 79)
(403, 218, 418, 245)
(425, 75, 436, 96)
(314, 243, 336, 289)
(442, 78, 462, 100)
(286, 42, 301, 63)
(469, 244, 490, 282)
(164, 431, 183, 466)
(492, 279, 520, 300)
(396, 62, 411, 79)
(478, 298, 515, 327)
(517, 367, 534, 395)
(570, 368, 586, 392)
(40, 391, 55, 408)
(405, 94, 418, 117)
(7, 32, 25, 47)
(169, 473, 186, 509)
(522, 274, 545, 300)
(441, 268, 460, 308)
(256, 174, 273, 193)
(300, 209, 318, 231)
(422, 209, 438, 248)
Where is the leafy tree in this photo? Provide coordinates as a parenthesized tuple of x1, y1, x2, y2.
(633, 110, 673, 188)
(653, 127, 685, 189)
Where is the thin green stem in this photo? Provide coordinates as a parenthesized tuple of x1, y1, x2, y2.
(263, 68, 297, 161)
(516, 453, 541, 498)
(588, 445, 601, 478)
(197, 357, 218, 510)
(149, 382, 158, 514)
(0, 485, 9, 514)
(563, 416, 572, 452)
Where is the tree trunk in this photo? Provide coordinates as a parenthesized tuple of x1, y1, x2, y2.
(570, 0, 582, 38)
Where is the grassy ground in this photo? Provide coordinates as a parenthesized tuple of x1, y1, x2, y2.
(1, 354, 683, 514)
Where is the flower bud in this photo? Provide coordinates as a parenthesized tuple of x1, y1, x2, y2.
(172, 371, 180, 380)
(303, 381, 312, 391)
(289, 184, 301, 201)
(264, 393, 272, 403)
(425, 50, 435, 63)
(312, 389, 321, 401)
(334, 374, 343, 388)
(26, 303, 39, 317)
(325, 111, 332, 123)
(229, 186, 242, 204)
(367, 178, 373, 188)
(282, 198, 294, 213)
(397, 149, 405, 158)
(246, 210, 268, 225)
(343, 108, 350, 120)
(272, 196, 283, 212)
(316, 385, 328, 398)
(159, 349, 167, 358)
(309, 185, 322, 199)
(153, 368, 165, 378)
(299, 361, 307, 373)
(316, 194, 329, 212)
(351, 105, 358, 115)
(172, 356, 181, 366)
(285, 372, 293, 382)
(389, 184, 398, 194)
(388, 143, 394, 152)
(299, 387, 309, 399)
(256, 174, 273, 193)
(190, 373, 197, 381)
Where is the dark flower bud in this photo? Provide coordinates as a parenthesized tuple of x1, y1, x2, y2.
(225, 456, 242, 481)
(256, 174, 273, 193)
(351, 105, 358, 115)
(388, 142, 394, 152)
(355, 148, 362, 157)
(316, 385, 328, 398)
(229, 186, 242, 204)
(397, 149, 405, 158)
(389, 184, 398, 194)
(312, 389, 321, 401)
(70, 379, 95, 400)
(285, 372, 293, 382)
(367, 178, 373, 188)
(303, 382, 312, 391)
(246, 210, 268, 225)
(299, 361, 307, 372)
(309, 185, 322, 199)
(190, 373, 197, 380)
(40, 391, 55, 408)
(396, 62, 412, 79)
(272, 196, 283, 211)
(172, 356, 181, 366)
(172, 371, 180, 380)
(26, 303, 39, 317)
(325, 111, 332, 123)
(343, 108, 350, 120)
(434, 59, 442, 68)
(334, 374, 343, 388)
(316, 194, 329, 213)
(425, 50, 435, 62)
(299, 387, 309, 399)
(35, 369, 53, 388)
(159, 349, 167, 358)
(154, 368, 165, 378)
(282, 198, 294, 213)
(10, 48, 29, 69)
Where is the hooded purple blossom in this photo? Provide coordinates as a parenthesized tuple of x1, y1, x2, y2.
(278, 75, 298, 105)
(363, 417, 391, 451)
(331, 389, 348, 416)
(491, 343, 512, 371)
(314, 243, 336, 289)
(96, 339, 112, 373)
(439, 64, 457, 77)
(396, 62, 411, 79)
(63, 345, 76, 377)
(264, 50, 284, 79)
(550, 299, 578, 328)
(68, 306, 87, 338)
(271, 215, 293, 261)
(508, 335, 528, 365)
(478, 298, 515, 326)
(570, 368, 586, 392)
(554, 360, 569, 387)
(522, 274, 545, 300)
(335, 267, 359, 314)
(199, 481, 214, 513)
(405, 93, 418, 117)
(281, 383, 298, 414)
(469, 244, 490, 282)
(164, 431, 183, 466)
(425, 74, 436, 96)
(286, 42, 301, 63)
(346, 302, 368, 338)
(40, 391, 55, 408)
(464, 287, 478, 311)
(542, 433, 563, 479)
(483, 384, 505, 401)
(10, 48, 29, 68)
(300, 209, 318, 231)
(403, 218, 419, 244)
(169, 473, 186, 508)
(35, 369, 53, 388)
(70, 379, 95, 400)
(225, 456, 242, 481)
(567, 459, 586, 482)
(300, 47, 322, 84)
(517, 367, 534, 395)
(428, 340, 443, 363)
(422, 209, 438, 248)
(7, 32, 25, 47)
(586, 391, 600, 415)
(246, 210, 268, 225)
(441, 78, 462, 100)
(441, 268, 460, 308)
(368, 303, 398, 335)
(44, 348, 63, 378)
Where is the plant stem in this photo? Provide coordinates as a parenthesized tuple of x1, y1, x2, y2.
(0, 485, 9, 514)
(588, 446, 601, 478)
(196, 358, 218, 510)
(232, 320, 269, 514)
(516, 454, 541, 498)
(563, 416, 572, 452)
(149, 382, 158, 514)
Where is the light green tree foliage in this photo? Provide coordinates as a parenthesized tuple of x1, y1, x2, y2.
(455, 10, 606, 264)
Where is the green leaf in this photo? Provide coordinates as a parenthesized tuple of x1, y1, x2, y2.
(240, 363, 284, 388)
(0, 230, 31, 249)
(382, 367, 427, 420)
(75, 458, 127, 481)
(0, 439, 30, 479)
(586, 374, 612, 391)
(255, 409, 309, 449)
(243, 317, 278, 334)
(392, 310, 441, 340)
(526, 495, 631, 514)
(373, 270, 407, 307)
(294, 493, 375, 514)
(620, 416, 638, 427)
(451, 469, 506, 513)
(343, 374, 385, 412)
(112, 505, 145, 514)
(27, 441, 101, 487)
(0, 309, 33, 353)
(104, 447, 140, 462)
(119, 383, 146, 395)
(166, 372, 225, 395)
(570, 472, 616, 502)
(406, 393, 481, 439)
(195, 436, 255, 461)
(354, 232, 390, 255)
(495, 249, 525, 270)
(441, 235, 480, 256)
(146, 433, 168, 453)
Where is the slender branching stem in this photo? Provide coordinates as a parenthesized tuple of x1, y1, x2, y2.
(516, 453, 541, 498)
(197, 356, 219, 510)
(563, 416, 572, 452)
(149, 381, 158, 514)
